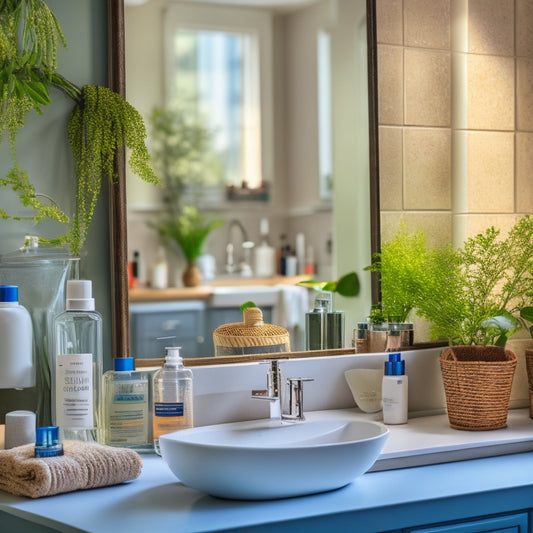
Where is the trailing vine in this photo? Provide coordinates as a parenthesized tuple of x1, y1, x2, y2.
(0, 0, 159, 255)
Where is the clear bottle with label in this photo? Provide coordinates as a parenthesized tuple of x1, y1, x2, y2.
(53, 280, 102, 442)
(153, 346, 193, 455)
(102, 357, 150, 449)
(382, 352, 408, 425)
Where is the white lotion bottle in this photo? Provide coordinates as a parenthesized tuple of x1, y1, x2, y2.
(153, 346, 193, 455)
(382, 352, 408, 424)
(0, 285, 34, 389)
(53, 280, 103, 442)
(254, 218, 276, 278)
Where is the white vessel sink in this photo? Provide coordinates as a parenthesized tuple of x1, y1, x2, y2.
(159, 417, 388, 500)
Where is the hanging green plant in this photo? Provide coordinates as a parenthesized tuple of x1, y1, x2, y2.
(0, 0, 159, 255)
(66, 84, 158, 254)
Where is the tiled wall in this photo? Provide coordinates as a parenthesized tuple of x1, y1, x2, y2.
(376, 0, 533, 248)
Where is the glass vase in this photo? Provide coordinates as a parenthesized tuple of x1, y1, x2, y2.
(0, 236, 77, 426)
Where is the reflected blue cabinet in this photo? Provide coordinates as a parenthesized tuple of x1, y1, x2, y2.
(129, 301, 207, 359)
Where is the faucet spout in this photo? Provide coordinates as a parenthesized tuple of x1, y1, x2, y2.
(226, 219, 254, 275)
(251, 361, 313, 422)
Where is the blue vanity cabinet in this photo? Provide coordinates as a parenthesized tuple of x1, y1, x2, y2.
(405, 512, 529, 533)
(129, 301, 207, 358)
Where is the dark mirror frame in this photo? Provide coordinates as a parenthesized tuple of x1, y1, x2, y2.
(107, 0, 380, 358)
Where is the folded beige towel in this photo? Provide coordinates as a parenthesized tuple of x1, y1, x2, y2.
(0, 440, 143, 498)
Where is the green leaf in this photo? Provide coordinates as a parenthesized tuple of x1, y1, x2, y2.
(240, 301, 257, 312)
(494, 333, 508, 347)
(520, 307, 533, 322)
(297, 272, 359, 297)
(335, 271, 360, 297)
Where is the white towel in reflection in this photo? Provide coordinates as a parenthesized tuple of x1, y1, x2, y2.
(275, 285, 310, 351)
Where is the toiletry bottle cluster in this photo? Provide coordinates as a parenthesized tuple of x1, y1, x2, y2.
(276, 230, 315, 276)
(101, 346, 193, 452)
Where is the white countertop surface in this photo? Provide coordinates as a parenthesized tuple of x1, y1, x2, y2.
(1, 408, 533, 533)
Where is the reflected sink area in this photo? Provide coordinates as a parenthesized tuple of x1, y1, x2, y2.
(159, 417, 389, 500)
(209, 284, 281, 307)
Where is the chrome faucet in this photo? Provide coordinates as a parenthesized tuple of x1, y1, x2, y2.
(251, 360, 313, 422)
(225, 219, 254, 275)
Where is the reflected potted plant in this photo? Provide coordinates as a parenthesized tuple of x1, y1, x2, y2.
(150, 105, 224, 211)
(156, 205, 224, 287)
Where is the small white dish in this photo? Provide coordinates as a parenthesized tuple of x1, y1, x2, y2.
(344, 368, 384, 413)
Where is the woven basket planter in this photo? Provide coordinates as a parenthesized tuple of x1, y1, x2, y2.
(526, 349, 533, 419)
(439, 345, 517, 431)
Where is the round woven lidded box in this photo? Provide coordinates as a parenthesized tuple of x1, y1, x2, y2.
(213, 307, 290, 356)
(439, 345, 517, 431)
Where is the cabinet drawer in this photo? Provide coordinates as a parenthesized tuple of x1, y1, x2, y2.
(406, 512, 528, 533)
(130, 301, 206, 359)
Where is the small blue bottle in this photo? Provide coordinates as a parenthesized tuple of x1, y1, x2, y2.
(35, 426, 64, 458)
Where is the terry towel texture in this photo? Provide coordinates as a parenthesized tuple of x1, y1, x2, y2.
(0, 440, 143, 498)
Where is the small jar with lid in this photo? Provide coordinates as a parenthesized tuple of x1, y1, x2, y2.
(213, 307, 290, 356)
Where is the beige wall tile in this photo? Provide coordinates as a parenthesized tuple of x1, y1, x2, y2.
(404, 0, 450, 50)
(466, 132, 514, 213)
(405, 48, 451, 126)
(379, 127, 403, 211)
(381, 211, 453, 248)
(378, 44, 404, 125)
(454, 214, 520, 244)
(516, 0, 533, 58)
(467, 54, 514, 130)
(404, 128, 451, 210)
(468, 0, 514, 56)
(517, 57, 533, 131)
(452, 214, 519, 250)
(376, 0, 403, 45)
(516, 132, 533, 213)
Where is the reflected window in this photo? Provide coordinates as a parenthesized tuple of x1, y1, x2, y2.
(166, 6, 267, 192)
(317, 30, 332, 200)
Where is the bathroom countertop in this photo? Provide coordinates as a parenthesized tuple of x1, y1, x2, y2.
(1, 409, 533, 532)
(129, 275, 310, 302)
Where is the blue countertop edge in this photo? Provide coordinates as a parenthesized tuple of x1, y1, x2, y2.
(1, 450, 533, 533)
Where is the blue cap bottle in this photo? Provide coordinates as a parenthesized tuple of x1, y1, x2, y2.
(384, 352, 405, 376)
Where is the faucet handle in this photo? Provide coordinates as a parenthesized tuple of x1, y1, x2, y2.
(285, 377, 314, 421)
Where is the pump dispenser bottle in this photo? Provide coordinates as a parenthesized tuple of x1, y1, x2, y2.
(382, 352, 408, 424)
(153, 346, 193, 455)
(53, 280, 102, 442)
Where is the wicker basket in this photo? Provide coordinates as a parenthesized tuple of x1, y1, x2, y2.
(526, 349, 533, 419)
(213, 307, 290, 356)
(439, 345, 517, 431)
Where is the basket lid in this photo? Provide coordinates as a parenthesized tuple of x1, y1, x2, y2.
(213, 307, 290, 349)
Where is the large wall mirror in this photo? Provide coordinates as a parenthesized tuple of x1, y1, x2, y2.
(109, 0, 379, 360)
